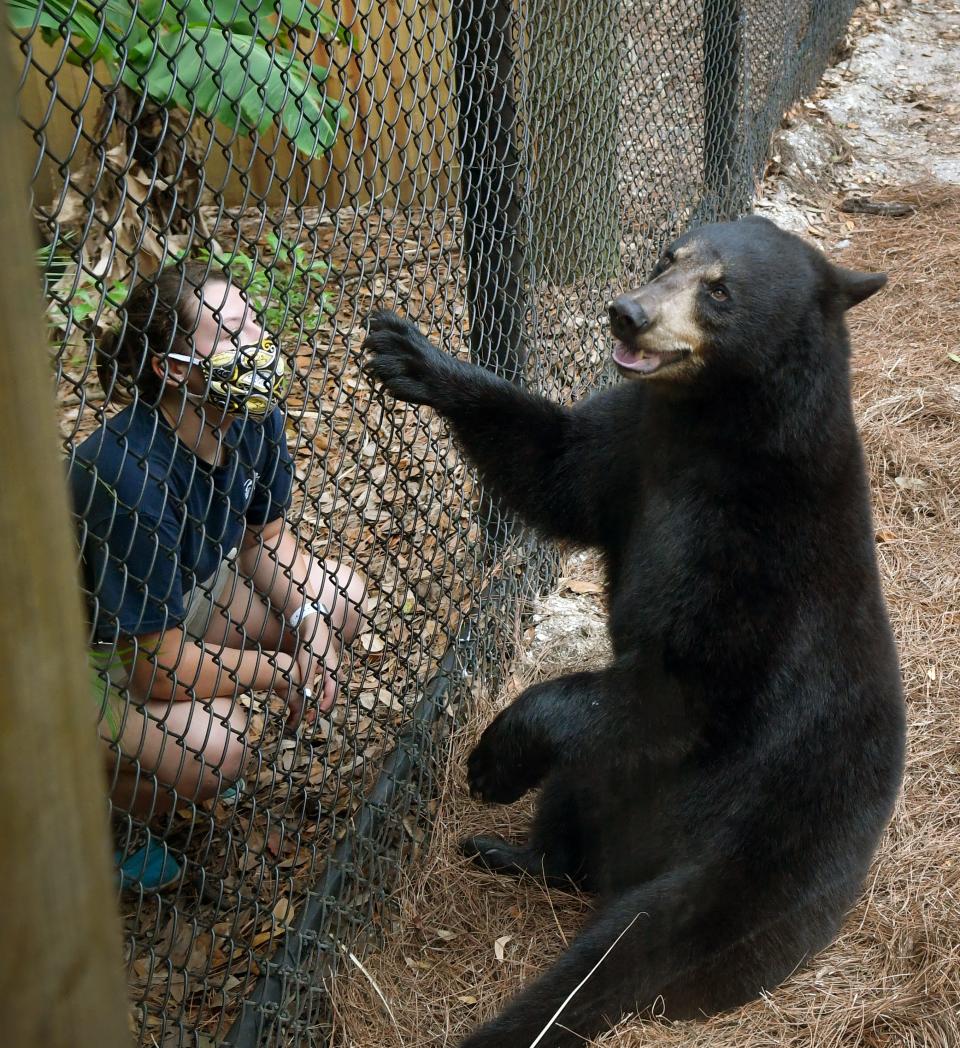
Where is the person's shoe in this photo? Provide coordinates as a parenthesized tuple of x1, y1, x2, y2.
(115, 834, 183, 892)
(217, 777, 245, 805)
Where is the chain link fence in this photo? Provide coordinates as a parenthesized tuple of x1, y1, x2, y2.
(9, 0, 855, 1042)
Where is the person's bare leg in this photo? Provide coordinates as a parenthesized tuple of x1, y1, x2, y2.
(203, 569, 284, 652)
(99, 570, 290, 822)
(103, 695, 249, 819)
(229, 549, 368, 670)
(102, 559, 370, 818)
(317, 558, 368, 645)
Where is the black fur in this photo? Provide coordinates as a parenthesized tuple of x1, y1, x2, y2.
(363, 217, 905, 1048)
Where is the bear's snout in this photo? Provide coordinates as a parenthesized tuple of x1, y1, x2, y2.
(609, 295, 652, 339)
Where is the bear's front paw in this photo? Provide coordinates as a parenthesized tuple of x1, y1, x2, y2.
(467, 708, 549, 805)
(363, 310, 458, 408)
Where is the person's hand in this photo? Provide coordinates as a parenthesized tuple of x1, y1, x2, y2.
(296, 617, 339, 715)
(271, 651, 312, 732)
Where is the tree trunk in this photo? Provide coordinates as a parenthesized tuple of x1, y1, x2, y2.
(527, 0, 621, 285)
(454, 0, 529, 382)
(0, 42, 129, 1048)
(703, 0, 749, 218)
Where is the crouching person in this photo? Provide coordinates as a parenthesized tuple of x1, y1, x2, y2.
(70, 263, 367, 890)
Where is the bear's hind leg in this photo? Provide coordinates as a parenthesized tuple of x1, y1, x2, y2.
(457, 870, 821, 1048)
(462, 776, 588, 890)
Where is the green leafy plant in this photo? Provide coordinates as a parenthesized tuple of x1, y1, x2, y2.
(9, 0, 352, 157)
(37, 240, 129, 359)
(89, 645, 133, 742)
(14, 0, 354, 293)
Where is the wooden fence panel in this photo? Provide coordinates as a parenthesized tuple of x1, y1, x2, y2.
(15, 0, 458, 215)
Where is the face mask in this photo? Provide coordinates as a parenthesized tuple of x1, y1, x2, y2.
(168, 337, 289, 420)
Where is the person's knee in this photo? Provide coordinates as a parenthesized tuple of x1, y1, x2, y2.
(136, 700, 247, 803)
(195, 709, 247, 798)
(219, 724, 247, 784)
(190, 750, 245, 803)
(328, 562, 367, 645)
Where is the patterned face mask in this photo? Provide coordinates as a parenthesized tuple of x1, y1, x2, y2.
(168, 337, 289, 419)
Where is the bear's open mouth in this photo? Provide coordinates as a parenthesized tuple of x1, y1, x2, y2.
(611, 339, 692, 375)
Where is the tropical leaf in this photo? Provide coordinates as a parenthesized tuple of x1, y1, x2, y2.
(7, 0, 347, 157)
(88, 645, 133, 742)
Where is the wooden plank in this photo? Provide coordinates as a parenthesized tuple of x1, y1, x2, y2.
(0, 36, 129, 1048)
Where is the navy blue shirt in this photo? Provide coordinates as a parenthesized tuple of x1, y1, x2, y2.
(70, 404, 293, 642)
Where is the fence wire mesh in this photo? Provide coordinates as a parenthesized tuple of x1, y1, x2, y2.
(9, 0, 855, 1042)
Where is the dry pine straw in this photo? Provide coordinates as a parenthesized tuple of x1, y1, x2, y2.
(328, 186, 960, 1048)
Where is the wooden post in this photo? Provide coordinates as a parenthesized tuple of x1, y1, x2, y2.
(0, 41, 129, 1048)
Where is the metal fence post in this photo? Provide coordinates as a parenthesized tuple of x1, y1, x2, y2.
(454, 0, 528, 383)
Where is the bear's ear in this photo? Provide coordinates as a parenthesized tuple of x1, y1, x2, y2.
(831, 265, 887, 310)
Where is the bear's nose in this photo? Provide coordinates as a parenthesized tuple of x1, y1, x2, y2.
(608, 296, 651, 336)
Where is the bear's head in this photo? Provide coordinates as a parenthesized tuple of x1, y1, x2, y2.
(608, 216, 886, 384)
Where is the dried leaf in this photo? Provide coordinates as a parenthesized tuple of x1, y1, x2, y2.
(167, 972, 186, 1003)
(272, 897, 296, 927)
(494, 934, 513, 962)
(358, 688, 402, 712)
(278, 738, 298, 773)
(560, 578, 604, 595)
(402, 816, 426, 844)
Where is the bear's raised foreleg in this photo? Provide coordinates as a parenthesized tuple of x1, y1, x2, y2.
(363, 309, 631, 546)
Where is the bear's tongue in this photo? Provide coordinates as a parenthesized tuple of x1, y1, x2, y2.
(612, 339, 662, 374)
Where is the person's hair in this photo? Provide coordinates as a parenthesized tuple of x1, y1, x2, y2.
(96, 261, 230, 405)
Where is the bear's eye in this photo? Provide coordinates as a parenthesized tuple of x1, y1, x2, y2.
(708, 284, 730, 302)
(653, 252, 673, 276)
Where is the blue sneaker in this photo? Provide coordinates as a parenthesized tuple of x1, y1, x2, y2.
(217, 777, 245, 805)
(116, 834, 182, 892)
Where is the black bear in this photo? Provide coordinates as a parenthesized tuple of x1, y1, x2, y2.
(363, 216, 905, 1048)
